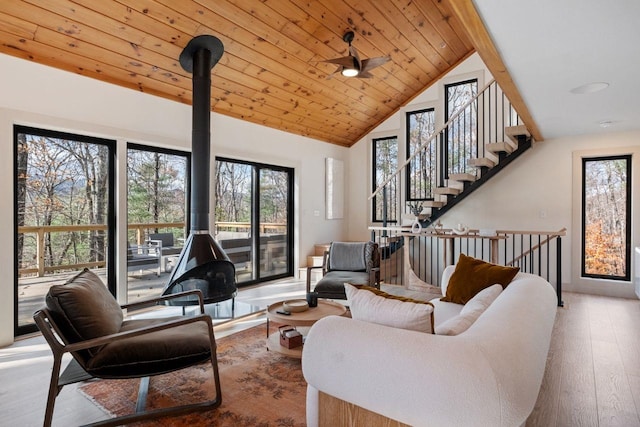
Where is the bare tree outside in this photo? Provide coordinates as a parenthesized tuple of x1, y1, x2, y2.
(407, 109, 436, 200)
(127, 148, 187, 241)
(446, 79, 478, 175)
(373, 136, 398, 222)
(15, 128, 113, 331)
(583, 156, 630, 278)
(214, 159, 292, 283)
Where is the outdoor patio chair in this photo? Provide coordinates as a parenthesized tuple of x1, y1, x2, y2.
(33, 268, 221, 427)
(306, 241, 380, 300)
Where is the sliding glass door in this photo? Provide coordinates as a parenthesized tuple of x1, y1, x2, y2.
(215, 157, 293, 285)
(126, 144, 189, 302)
(14, 126, 115, 335)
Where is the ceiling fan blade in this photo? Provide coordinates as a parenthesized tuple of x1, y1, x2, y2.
(322, 56, 356, 68)
(360, 56, 391, 73)
(356, 71, 374, 78)
(325, 66, 342, 80)
(349, 45, 362, 70)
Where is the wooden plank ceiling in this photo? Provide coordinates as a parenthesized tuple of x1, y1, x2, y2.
(0, 0, 476, 147)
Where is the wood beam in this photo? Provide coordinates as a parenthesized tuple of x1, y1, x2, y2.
(446, 0, 544, 142)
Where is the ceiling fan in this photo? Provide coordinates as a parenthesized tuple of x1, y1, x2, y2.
(323, 31, 390, 79)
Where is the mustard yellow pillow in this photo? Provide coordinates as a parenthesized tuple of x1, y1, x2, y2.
(441, 254, 519, 305)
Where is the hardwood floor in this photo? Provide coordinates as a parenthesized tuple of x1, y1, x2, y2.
(1, 287, 639, 426)
(527, 292, 640, 427)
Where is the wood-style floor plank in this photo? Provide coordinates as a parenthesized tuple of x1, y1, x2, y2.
(2, 289, 640, 426)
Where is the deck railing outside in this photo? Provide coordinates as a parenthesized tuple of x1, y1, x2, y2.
(17, 221, 287, 277)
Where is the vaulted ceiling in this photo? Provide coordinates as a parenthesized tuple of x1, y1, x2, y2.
(0, 1, 540, 147)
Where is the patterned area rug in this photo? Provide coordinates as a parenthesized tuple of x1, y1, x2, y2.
(79, 322, 306, 426)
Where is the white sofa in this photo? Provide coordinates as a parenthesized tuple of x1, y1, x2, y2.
(302, 266, 557, 427)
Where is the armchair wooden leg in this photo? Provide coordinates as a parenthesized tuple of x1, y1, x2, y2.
(43, 353, 63, 427)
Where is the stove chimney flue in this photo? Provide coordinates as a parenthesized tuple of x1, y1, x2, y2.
(179, 35, 224, 232)
(162, 35, 237, 305)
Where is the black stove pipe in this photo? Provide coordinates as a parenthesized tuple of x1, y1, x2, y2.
(181, 36, 223, 233)
(162, 35, 237, 304)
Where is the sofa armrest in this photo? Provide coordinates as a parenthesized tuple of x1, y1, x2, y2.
(440, 264, 456, 296)
(302, 316, 500, 427)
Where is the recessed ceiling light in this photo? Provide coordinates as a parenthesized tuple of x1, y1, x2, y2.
(570, 82, 609, 94)
(599, 120, 614, 128)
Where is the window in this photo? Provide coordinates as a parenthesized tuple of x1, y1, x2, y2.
(14, 126, 115, 335)
(405, 108, 436, 201)
(214, 158, 293, 285)
(372, 136, 398, 222)
(126, 144, 189, 302)
(445, 79, 478, 175)
(582, 155, 631, 280)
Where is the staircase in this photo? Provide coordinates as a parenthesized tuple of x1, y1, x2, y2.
(425, 124, 532, 225)
(371, 79, 534, 228)
(298, 243, 328, 282)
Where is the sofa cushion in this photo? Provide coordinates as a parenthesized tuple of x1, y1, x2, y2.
(441, 254, 519, 304)
(435, 284, 502, 335)
(345, 284, 434, 333)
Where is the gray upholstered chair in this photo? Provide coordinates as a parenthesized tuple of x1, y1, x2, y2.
(33, 269, 221, 427)
(306, 241, 380, 300)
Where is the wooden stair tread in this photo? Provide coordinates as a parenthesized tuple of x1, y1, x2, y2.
(448, 173, 477, 182)
(486, 142, 515, 154)
(468, 157, 496, 168)
(505, 125, 531, 144)
(434, 187, 461, 196)
(314, 244, 330, 256)
(306, 255, 324, 267)
(422, 200, 445, 208)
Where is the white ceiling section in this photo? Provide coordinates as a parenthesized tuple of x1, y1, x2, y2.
(473, 0, 640, 140)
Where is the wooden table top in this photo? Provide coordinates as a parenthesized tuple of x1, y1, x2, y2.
(266, 299, 347, 326)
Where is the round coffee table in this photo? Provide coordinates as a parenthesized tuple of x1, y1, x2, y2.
(266, 299, 347, 358)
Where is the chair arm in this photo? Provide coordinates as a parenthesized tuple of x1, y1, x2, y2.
(146, 239, 163, 254)
(63, 314, 214, 354)
(369, 267, 381, 288)
(306, 266, 324, 293)
(121, 289, 205, 313)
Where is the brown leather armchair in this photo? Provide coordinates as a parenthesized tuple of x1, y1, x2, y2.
(306, 241, 380, 300)
(34, 269, 221, 427)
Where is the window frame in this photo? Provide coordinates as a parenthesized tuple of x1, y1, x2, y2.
(214, 156, 294, 286)
(13, 125, 116, 336)
(405, 107, 437, 202)
(581, 154, 632, 281)
(372, 135, 398, 223)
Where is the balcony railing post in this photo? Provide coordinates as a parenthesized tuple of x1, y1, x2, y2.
(556, 236, 564, 307)
(37, 227, 45, 277)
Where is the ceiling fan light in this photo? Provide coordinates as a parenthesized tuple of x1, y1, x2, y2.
(341, 67, 359, 77)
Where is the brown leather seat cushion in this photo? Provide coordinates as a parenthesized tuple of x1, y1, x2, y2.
(85, 318, 212, 378)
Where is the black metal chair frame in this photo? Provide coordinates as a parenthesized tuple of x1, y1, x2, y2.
(34, 289, 221, 427)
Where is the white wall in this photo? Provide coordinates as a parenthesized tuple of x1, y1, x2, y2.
(348, 54, 640, 300)
(0, 54, 348, 346)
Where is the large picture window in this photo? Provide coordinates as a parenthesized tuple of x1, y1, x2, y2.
(14, 126, 115, 335)
(214, 158, 293, 285)
(582, 155, 631, 280)
(445, 79, 478, 176)
(405, 108, 436, 201)
(372, 136, 398, 223)
(126, 144, 189, 302)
